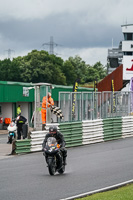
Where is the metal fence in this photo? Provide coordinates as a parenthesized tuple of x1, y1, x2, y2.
(59, 91, 133, 122)
(34, 83, 52, 130)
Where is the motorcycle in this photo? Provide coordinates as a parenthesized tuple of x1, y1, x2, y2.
(7, 120, 17, 144)
(43, 137, 65, 175)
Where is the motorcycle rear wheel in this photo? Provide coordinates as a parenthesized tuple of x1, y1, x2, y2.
(48, 158, 56, 175)
(58, 165, 65, 174)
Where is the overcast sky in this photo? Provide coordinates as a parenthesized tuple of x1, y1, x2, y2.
(0, 0, 133, 65)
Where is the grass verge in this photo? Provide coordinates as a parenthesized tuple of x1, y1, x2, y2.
(75, 183, 133, 200)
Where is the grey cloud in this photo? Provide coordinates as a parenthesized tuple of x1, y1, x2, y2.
(0, 12, 123, 53)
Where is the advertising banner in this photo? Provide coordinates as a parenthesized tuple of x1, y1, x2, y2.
(72, 79, 80, 119)
(123, 56, 133, 80)
(129, 77, 133, 113)
(111, 79, 115, 112)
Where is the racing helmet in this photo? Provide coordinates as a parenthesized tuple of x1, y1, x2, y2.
(49, 125, 57, 134)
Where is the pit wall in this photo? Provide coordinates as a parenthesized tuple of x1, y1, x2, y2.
(14, 116, 133, 154)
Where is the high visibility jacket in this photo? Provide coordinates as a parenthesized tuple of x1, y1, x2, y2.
(42, 96, 54, 109)
(41, 96, 54, 125)
(17, 107, 21, 115)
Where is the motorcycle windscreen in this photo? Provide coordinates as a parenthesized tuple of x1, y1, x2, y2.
(47, 137, 57, 146)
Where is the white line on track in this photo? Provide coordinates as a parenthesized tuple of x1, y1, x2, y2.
(60, 179, 133, 200)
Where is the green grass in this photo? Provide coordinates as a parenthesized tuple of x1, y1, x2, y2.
(75, 184, 133, 200)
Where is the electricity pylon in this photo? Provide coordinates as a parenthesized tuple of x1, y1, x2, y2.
(42, 36, 61, 55)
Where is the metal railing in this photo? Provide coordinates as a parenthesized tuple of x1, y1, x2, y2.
(59, 91, 133, 122)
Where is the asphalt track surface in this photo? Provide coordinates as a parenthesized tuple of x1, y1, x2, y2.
(0, 136, 133, 200)
(0, 134, 13, 159)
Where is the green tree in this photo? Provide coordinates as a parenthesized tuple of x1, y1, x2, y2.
(66, 55, 88, 84)
(0, 50, 107, 85)
(86, 66, 99, 82)
(62, 60, 77, 85)
(93, 62, 107, 80)
(0, 59, 18, 81)
(86, 62, 107, 83)
(11, 57, 22, 81)
(13, 50, 66, 85)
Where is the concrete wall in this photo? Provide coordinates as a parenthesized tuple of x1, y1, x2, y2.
(0, 102, 30, 123)
(0, 103, 12, 119)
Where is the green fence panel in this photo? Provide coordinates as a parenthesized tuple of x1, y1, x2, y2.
(59, 121, 83, 147)
(112, 117, 122, 139)
(59, 122, 72, 129)
(103, 126, 113, 131)
(103, 118, 114, 141)
(65, 141, 82, 148)
(15, 140, 31, 147)
(71, 123, 82, 146)
(103, 118, 113, 123)
(71, 122, 82, 128)
(60, 129, 71, 137)
(15, 149, 31, 154)
(71, 128, 82, 134)
(15, 139, 31, 154)
(103, 117, 122, 141)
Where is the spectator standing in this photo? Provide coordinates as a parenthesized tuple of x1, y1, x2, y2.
(16, 115, 27, 139)
(17, 105, 21, 116)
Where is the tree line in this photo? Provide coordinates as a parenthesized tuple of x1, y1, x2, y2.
(0, 50, 107, 86)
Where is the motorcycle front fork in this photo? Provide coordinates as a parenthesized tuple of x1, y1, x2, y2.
(45, 156, 56, 167)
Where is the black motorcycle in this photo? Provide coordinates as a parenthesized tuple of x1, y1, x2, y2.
(43, 137, 65, 175)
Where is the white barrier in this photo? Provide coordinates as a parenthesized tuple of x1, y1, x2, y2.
(122, 116, 133, 138)
(29, 117, 133, 153)
(30, 130, 46, 152)
(30, 123, 59, 152)
(82, 119, 104, 145)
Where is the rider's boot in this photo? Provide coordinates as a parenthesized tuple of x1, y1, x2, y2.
(42, 124, 46, 130)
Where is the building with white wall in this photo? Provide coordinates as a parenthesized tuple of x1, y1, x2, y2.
(107, 24, 133, 81)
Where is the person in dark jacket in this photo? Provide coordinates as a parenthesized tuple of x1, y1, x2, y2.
(42, 125, 67, 165)
(16, 115, 27, 140)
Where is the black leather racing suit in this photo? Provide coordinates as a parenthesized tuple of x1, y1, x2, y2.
(42, 130, 67, 162)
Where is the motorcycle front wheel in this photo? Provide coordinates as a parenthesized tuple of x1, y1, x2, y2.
(47, 158, 56, 175)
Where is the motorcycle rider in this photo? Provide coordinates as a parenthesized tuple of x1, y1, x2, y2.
(7, 120, 16, 144)
(42, 125, 67, 165)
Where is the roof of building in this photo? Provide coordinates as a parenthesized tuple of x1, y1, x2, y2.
(121, 24, 133, 27)
(0, 81, 33, 86)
